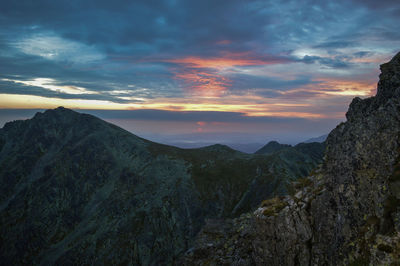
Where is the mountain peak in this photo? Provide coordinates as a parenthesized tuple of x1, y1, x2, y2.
(1, 106, 119, 146)
(43, 106, 78, 116)
(255, 140, 291, 155)
(34, 107, 102, 126)
(31, 106, 79, 120)
(377, 51, 400, 101)
(201, 143, 237, 153)
(346, 51, 400, 121)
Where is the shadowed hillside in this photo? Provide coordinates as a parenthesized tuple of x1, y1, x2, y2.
(0, 107, 323, 265)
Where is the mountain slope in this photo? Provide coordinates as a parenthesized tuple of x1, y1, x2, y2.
(180, 52, 400, 265)
(255, 141, 325, 183)
(0, 107, 200, 265)
(0, 107, 323, 264)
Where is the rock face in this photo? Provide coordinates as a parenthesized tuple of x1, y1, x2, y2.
(180, 52, 400, 265)
(0, 107, 323, 264)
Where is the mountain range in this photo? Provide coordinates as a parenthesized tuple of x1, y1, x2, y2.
(0, 106, 323, 264)
(1, 50, 398, 266)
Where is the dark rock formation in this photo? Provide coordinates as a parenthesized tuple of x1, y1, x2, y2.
(0, 107, 323, 264)
(180, 51, 400, 265)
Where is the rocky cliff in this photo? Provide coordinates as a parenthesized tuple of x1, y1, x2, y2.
(0, 107, 323, 264)
(180, 52, 400, 265)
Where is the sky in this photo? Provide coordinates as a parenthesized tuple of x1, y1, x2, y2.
(0, 0, 399, 152)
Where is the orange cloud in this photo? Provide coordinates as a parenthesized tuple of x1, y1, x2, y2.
(174, 71, 231, 96)
(196, 121, 206, 126)
(166, 52, 288, 96)
(303, 78, 376, 97)
(167, 53, 279, 70)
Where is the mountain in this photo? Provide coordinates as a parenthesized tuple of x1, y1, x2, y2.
(303, 134, 328, 143)
(255, 141, 325, 164)
(255, 141, 325, 179)
(0, 107, 324, 264)
(159, 141, 264, 154)
(225, 143, 265, 154)
(255, 140, 291, 155)
(180, 52, 400, 265)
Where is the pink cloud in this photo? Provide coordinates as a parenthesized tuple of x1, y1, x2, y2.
(165, 52, 289, 96)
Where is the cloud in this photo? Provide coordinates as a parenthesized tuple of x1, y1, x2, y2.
(313, 41, 355, 49)
(300, 55, 351, 68)
(353, 51, 373, 58)
(14, 32, 105, 64)
(163, 53, 293, 95)
(0, 0, 399, 135)
(0, 78, 142, 103)
(228, 74, 317, 94)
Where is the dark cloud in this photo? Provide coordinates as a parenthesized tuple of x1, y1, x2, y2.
(228, 74, 317, 93)
(300, 55, 351, 68)
(313, 41, 355, 49)
(0, 0, 271, 57)
(1, 0, 398, 59)
(353, 51, 373, 58)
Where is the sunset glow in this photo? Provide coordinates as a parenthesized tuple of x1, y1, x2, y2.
(166, 53, 284, 70)
(165, 53, 290, 95)
(1, 0, 399, 147)
(173, 71, 231, 96)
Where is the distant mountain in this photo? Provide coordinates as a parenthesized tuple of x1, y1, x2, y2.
(255, 140, 291, 155)
(160, 141, 264, 154)
(303, 134, 328, 143)
(255, 140, 325, 180)
(0, 107, 324, 265)
(224, 143, 265, 154)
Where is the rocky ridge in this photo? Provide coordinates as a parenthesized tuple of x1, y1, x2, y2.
(180, 52, 400, 265)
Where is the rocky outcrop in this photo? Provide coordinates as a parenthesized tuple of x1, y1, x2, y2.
(305, 51, 400, 264)
(181, 52, 400, 265)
